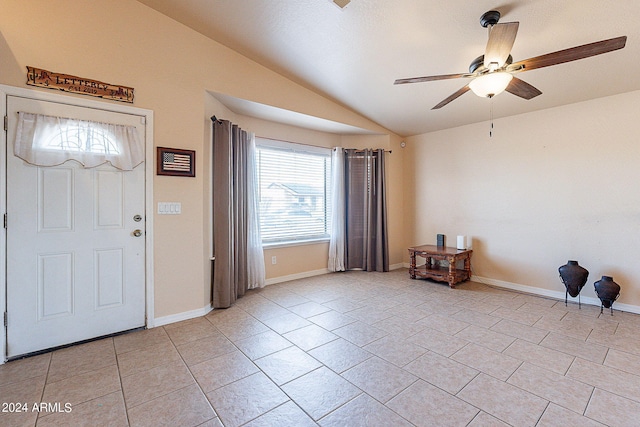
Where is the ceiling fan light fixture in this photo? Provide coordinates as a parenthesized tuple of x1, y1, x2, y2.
(469, 72, 513, 98)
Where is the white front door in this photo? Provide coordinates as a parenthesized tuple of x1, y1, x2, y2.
(5, 96, 146, 358)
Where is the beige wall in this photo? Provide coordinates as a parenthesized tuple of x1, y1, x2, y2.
(405, 91, 640, 308)
(0, 0, 403, 319)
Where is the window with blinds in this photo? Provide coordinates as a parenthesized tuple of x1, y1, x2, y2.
(256, 138, 332, 244)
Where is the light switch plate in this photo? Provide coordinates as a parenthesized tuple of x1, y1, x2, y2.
(158, 202, 182, 215)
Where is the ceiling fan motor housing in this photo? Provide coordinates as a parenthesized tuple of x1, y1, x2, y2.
(480, 10, 501, 28)
(469, 54, 512, 74)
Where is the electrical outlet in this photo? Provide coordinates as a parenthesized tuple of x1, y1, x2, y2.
(271, 256, 277, 265)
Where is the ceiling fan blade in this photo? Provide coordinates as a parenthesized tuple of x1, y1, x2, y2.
(505, 77, 542, 100)
(510, 36, 627, 72)
(432, 85, 470, 110)
(484, 22, 519, 68)
(394, 73, 471, 85)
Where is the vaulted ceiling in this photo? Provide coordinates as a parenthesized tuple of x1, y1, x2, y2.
(136, 0, 640, 137)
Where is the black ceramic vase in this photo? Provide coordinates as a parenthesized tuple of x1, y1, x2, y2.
(558, 260, 589, 307)
(594, 276, 620, 315)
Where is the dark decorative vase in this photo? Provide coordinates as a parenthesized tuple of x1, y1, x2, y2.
(594, 276, 620, 315)
(558, 260, 589, 307)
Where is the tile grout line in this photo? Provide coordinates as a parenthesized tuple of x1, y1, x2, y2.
(34, 351, 54, 426)
(167, 324, 221, 426)
(112, 337, 132, 427)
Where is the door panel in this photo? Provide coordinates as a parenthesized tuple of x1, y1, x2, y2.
(95, 248, 124, 309)
(6, 95, 146, 358)
(95, 170, 124, 229)
(39, 167, 74, 231)
(38, 252, 74, 320)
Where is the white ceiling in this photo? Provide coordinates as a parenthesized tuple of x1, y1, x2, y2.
(137, 0, 640, 137)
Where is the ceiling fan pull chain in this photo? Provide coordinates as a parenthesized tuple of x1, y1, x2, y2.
(489, 98, 494, 137)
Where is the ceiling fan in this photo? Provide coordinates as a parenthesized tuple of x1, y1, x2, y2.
(394, 10, 627, 110)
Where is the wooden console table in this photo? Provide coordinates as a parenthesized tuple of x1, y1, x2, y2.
(408, 245, 473, 288)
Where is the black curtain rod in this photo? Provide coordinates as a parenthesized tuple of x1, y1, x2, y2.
(256, 136, 327, 149)
(215, 127, 392, 154)
(334, 147, 392, 154)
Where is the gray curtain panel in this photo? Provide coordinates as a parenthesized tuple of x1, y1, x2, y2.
(344, 148, 389, 272)
(211, 118, 251, 308)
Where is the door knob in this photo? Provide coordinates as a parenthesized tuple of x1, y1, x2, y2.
(133, 229, 143, 237)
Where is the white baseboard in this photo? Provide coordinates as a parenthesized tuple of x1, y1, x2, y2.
(266, 263, 405, 286)
(152, 265, 405, 328)
(266, 263, 408, 285)
(400, 263, 640, 315)
(153, 304, 213, 327)
(472, 275, 578, 301)
(472, 275, 640, 315)
(265, 268, 330, 286)
(154, 269, 640, 329)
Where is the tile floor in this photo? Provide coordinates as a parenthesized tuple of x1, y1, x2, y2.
(2, 269, 640, 426)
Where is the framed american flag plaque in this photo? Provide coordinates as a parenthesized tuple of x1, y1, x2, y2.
(157, 147, 195, 177)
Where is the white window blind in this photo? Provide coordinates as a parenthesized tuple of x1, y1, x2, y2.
(256, 138, 331, 244)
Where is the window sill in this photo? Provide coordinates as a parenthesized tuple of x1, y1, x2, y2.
(262, 238, 330, 249)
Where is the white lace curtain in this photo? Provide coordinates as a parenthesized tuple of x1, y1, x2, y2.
(14, 111, 144, 170)
(328, 147, 346, 272)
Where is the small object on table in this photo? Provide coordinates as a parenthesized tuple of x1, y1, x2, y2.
(456, 235, 467, 250)
(408, 244, 473, 288)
